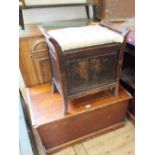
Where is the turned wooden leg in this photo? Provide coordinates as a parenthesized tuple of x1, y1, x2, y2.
(114, 84, 119, 97)
(52, 82, 58, 93)
(62, 96, 68, 115)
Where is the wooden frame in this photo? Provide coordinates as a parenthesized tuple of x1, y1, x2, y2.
(40, 25, 129, 115)
(19, 0, 97, 29)
(30, 40, 52, 84)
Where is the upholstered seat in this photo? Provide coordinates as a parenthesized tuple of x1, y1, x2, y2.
(25, 0, 87, 6)
(48, 25, 123, 51)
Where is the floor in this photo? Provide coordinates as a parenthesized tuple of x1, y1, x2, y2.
(52, 121, 134, 155)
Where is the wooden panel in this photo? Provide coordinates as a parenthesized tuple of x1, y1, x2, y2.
(31, 120, 134, 155)
(19, 35, 52, 87)
(65, 51, 119, 95)
(89, 51, 118, 86)
(37, 100, 128, 150)
(40, 59, 52, 83)
(32, 57, 52, 84)
(96, 0, 135, 20)
(31, 39, 52, 85)
(65, 58, 89, 94)
(20, 39, 38, 86)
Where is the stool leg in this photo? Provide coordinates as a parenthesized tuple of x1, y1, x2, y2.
(114, 87, 119, 96)
(85, 5, 90, 19)
(114, 83, 119, 96)
(52, 82, 58, 93)
(62, 96, 68, 115)
(19, 9, 25, 30)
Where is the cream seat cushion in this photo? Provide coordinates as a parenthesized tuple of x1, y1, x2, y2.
(48, 25, 123, 51)
(25, 0, 87, 6)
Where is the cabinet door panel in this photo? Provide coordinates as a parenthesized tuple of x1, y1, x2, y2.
(89, 51, 118, 87)
(31, 39, 52, 85)
(32, 57, 52, 84)
(20, 36, 52, 87)
(65, 51, 118, 95)
(66, 58, 89, 95)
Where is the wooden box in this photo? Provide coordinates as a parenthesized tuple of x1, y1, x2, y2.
(27, 84, 132, 154)
(41, 25, 127, 114)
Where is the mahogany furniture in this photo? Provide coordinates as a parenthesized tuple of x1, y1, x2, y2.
(41, 25, 128, 114)
(27, 83, 132, 155)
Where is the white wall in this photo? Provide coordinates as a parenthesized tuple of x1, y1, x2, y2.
(23, 6, 93, 24)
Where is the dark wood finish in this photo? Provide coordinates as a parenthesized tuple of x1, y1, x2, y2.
(121, 31, 135, 123)
(19, 8, 25, 30)
(27, 84, 132, 154)
(85, 5, 90, 19)
(121, 51, 135, 89)
(99, 21, 135, 123)
(41, 25, 128, 114)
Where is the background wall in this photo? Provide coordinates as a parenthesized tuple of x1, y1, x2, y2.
(23, 6, 93, 24)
